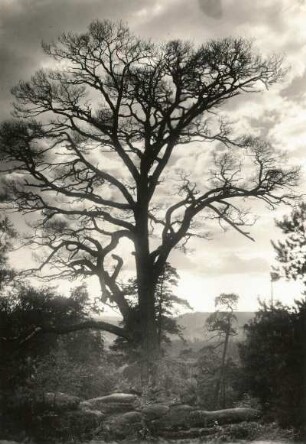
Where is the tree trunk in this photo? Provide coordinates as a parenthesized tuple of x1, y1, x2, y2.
(214, 325, 230, 409)
(136, 254, 160, 387)
(134, 203, 160, 383)
(157, 270, 165, 349)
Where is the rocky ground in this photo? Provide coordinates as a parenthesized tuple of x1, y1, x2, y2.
(32, 391, 261, 440)
(1, 391, 298, 443)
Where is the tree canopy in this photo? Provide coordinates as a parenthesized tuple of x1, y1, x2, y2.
(0, 20, 299, 360)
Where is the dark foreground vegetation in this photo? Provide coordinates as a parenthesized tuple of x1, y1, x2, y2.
(0, 254, 305, 442)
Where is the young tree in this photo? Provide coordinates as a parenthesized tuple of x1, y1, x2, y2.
(0, 20, 298, 365)
(205, 293, 239, 408)
(155, 263, 192, 348)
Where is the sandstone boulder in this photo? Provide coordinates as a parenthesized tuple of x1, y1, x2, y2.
(83, 393, 139, 414)
(103, 411, 143, 438)
(141, 403, 170, 420)
(151, 404, 195, 430)
(189, 407, 261, 427)
(90, 393, 138, 404)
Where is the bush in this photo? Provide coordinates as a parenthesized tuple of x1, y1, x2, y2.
(239, 300, 306, 435)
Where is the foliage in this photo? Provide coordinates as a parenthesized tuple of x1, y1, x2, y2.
(138, 357, 198, 404)
(0, 283, 104, 397)
(0, 216, 16, 288)
(196, 345, 221, 408)
(113, 263, 192, 355)
(196, 345, 243, 410)
(0, 282, 123, 442)
(33, 341, 118, 399)
(239, 300, 306, 434)
(0, 19, 299, 359)
(272, 201, 306, 283)
(206, 293, 239, 338)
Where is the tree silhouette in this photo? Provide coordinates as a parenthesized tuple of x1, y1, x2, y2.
(0, 20, 298, 366)
(206, 293, 239, 408)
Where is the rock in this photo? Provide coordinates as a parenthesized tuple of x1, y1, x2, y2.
(90, 393, 138, 404)
(88, 441, 111, 444)
(66, 409, 104, 429)
(80, 408, 105, 419)
(141, 403, 170, 420)
(151, 404, 195, 430)
(103, 411, 143, 438)
(189, 407, 261, 427)
(80, 400, 92, 409)
(84, 393, 139, 414)
(0, 441, 21, 444)
(158, 427, 212, 439)
(37, 392, 80, 411)
(90, 402, 135, 414)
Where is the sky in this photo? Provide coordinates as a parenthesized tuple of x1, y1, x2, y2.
(1, 0, 306, 313)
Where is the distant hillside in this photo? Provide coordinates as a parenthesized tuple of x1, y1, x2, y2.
(99, 311, 255, 349)
(177, 311, 254, 342)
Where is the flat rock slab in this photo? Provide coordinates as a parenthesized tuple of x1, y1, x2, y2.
(83, 393, 140, 414)
(88, 393, 138, 403)
(81, 401, 137, 414)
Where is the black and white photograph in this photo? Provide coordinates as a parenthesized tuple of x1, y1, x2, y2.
(0, 1, 305, 443)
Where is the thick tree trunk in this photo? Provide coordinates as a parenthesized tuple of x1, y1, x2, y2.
(134, 202, 160, 382)
(136, 256, 160, 375)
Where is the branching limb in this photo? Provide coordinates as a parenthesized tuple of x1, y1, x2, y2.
(0, 320, 129, 346)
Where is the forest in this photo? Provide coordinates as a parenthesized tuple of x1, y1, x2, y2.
(0, 19, 305, 443)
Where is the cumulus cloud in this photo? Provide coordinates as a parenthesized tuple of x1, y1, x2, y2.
(280, 69, 306, 104)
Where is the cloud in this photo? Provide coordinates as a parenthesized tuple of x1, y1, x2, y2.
(176, 247, 271, 277)
(0, 0, 152, 119)
(280, 69, 306, 103)
(198, 0, 223, 19)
